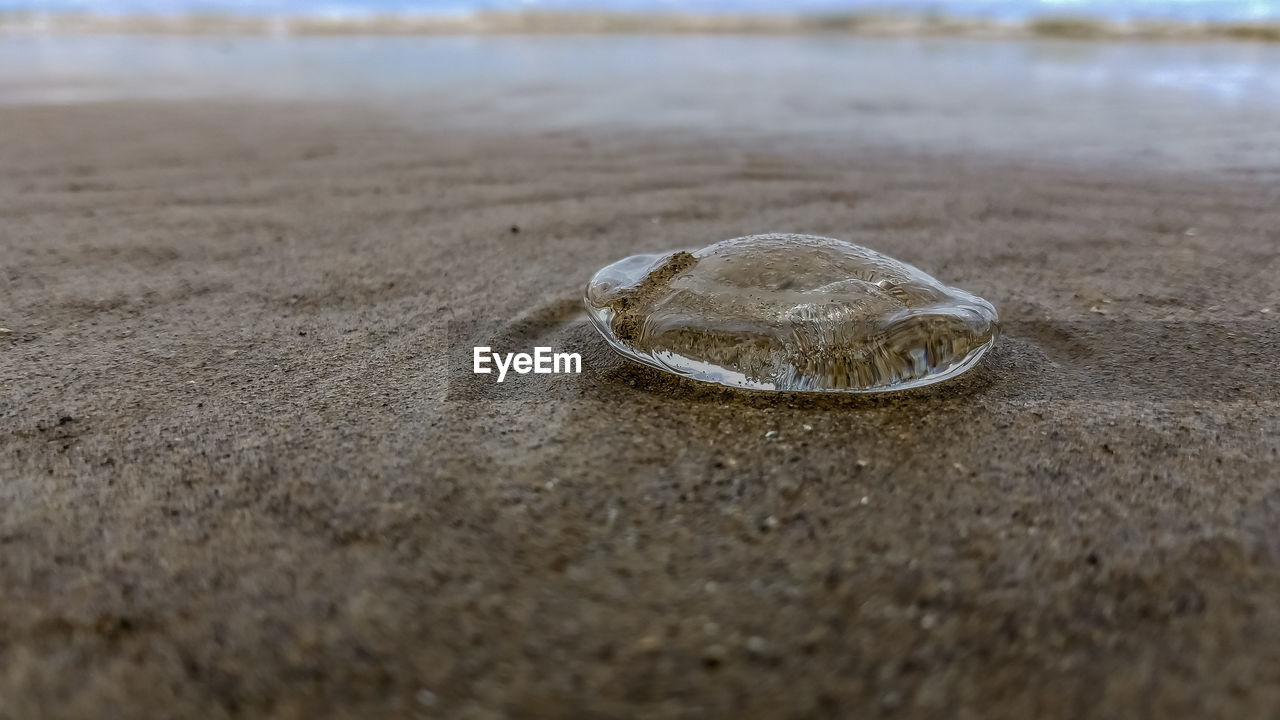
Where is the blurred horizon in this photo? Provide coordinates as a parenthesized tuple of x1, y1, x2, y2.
(3, 0, 1278, 21)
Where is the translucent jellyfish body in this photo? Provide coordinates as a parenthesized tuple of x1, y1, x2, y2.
(584, 234, 998, 393)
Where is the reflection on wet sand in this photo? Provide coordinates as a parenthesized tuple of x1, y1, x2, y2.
(2, 34, 1280, 174)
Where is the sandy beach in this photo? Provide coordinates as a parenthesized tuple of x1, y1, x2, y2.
(2, 36, 1279, 718)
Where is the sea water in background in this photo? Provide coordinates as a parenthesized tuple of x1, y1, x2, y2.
(3, 33, 1279, 176)
(1, 0, 1278, 21)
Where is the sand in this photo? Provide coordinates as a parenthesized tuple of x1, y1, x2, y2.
(1, 99, 1278, 719)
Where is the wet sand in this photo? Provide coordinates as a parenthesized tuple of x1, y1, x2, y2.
(1, 99, 1279, 718)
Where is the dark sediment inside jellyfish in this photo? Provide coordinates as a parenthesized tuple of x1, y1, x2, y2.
(584, 233, 999, 393)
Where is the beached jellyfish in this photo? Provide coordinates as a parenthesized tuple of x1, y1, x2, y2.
(584, 233, 998, 393)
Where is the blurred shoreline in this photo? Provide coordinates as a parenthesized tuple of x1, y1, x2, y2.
(2, 10, 1279, 42)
